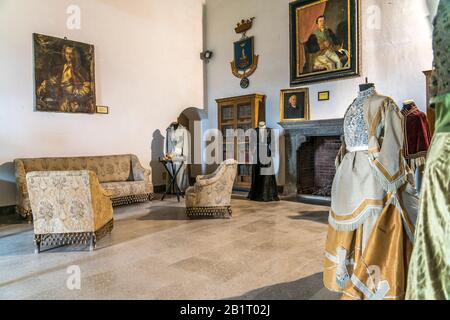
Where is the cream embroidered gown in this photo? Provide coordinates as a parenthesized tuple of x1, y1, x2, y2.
(324, 87, 419, 300)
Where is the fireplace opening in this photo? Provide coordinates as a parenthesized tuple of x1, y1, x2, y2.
(297, 136, 342, 198)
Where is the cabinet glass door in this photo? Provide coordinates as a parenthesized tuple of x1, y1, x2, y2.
(221, 105, 234, 121)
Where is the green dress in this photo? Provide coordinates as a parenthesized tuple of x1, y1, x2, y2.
(406, 0, 450, 300)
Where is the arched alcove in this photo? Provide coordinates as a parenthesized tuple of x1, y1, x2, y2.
(178, 107, 208, 182)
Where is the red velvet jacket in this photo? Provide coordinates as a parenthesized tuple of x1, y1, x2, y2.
(402, 104, 432, 170)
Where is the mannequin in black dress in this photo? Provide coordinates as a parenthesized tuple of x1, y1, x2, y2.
(248, 122, 280, 202)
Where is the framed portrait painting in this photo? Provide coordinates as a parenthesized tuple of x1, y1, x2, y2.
(280, 88, 310, 122)
(290, 0, 361, 86)
(33, 33, 96, 114)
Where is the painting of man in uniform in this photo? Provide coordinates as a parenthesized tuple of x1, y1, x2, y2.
(297, 0, 350, 75)
(304, 14, 349, 72)
(290, 0, 359, 85)
(34, 33, 96, 114)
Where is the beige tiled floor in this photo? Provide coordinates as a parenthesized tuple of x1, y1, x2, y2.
(0, 197, 339, 300)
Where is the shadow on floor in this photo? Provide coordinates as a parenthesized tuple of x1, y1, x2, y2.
(0, 211, 32, 241)
(281, 196, 331, 207)
(225, 272, 340, 300)
(137, 206, 189, 221)
(0, 212, 28, 226)
(289, 211, 329, 224)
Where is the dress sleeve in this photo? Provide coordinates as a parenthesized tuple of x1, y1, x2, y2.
(367, 98, 409, 192)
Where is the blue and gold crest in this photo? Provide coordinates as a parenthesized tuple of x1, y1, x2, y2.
(234, 37, 254, 71)
(231, 18, 259, 86)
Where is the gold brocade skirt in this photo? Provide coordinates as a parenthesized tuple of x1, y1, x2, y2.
(324, 202, 413, 300)
(324, 151, 417, 300)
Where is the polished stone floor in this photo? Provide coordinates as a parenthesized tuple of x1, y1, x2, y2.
(0, 196, 339, 300)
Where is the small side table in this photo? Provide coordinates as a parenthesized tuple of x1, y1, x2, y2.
(160, 158, 185, 202)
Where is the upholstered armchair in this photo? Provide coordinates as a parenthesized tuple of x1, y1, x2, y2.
(26, 171, 114, 253)
(185, 159, 237, 219)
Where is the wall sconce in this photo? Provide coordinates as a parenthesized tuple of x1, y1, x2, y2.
(200, 50, 213, 63)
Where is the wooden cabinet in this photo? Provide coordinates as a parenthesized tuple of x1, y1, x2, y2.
(423, 70, 435, 137)
(216, 94, 266, 189)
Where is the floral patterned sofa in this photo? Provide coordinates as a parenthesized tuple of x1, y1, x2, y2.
(185, 159, 237, 219)
(26, 171, 114, 253)
(15, 154, 153, 221)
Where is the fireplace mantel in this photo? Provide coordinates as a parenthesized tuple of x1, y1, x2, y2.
(279, 118, 344, 136)
(279, 118, 344, 196)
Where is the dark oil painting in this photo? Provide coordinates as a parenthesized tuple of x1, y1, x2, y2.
(280, 88, 310, 122)
(34, 33, 96, 114)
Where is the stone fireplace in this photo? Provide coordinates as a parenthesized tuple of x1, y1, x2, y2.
(297, 136, 342, 196)
(279, 119, 344, 199)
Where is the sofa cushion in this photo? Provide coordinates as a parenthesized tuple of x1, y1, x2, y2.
(19, 155, 132, 183)
(101, 181, 151, 199)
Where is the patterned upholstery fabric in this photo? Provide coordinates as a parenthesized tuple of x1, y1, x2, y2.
(431, 0, 450, 98)
(101, 181, 151, 199)
(26, 171, 114, 252)
(185, 160, 237, 218)
(15, 154, 153, 220)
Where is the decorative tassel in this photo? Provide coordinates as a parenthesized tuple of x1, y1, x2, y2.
(410, 157, 427, 172)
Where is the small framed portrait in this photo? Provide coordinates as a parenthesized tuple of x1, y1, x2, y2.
(280, 88, 310, 122)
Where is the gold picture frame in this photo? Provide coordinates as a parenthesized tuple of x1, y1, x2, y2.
(290, 0, 361, 86)
(280, 88, 310, 122)
(33, 33, 96, 114)
(318, 91, 330, 101)
(96, 105, 109, 114)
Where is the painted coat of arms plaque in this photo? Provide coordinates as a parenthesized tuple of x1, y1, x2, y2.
(231, 18, 259, 88)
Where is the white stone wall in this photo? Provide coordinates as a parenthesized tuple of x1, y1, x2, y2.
(0, 0, 205, 206)
(204, 0, 436, 184)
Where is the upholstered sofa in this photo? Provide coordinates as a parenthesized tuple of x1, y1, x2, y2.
(26, 171, 114, 253)
(15, 154, 153, 220)
(185, 159, 237, 219)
